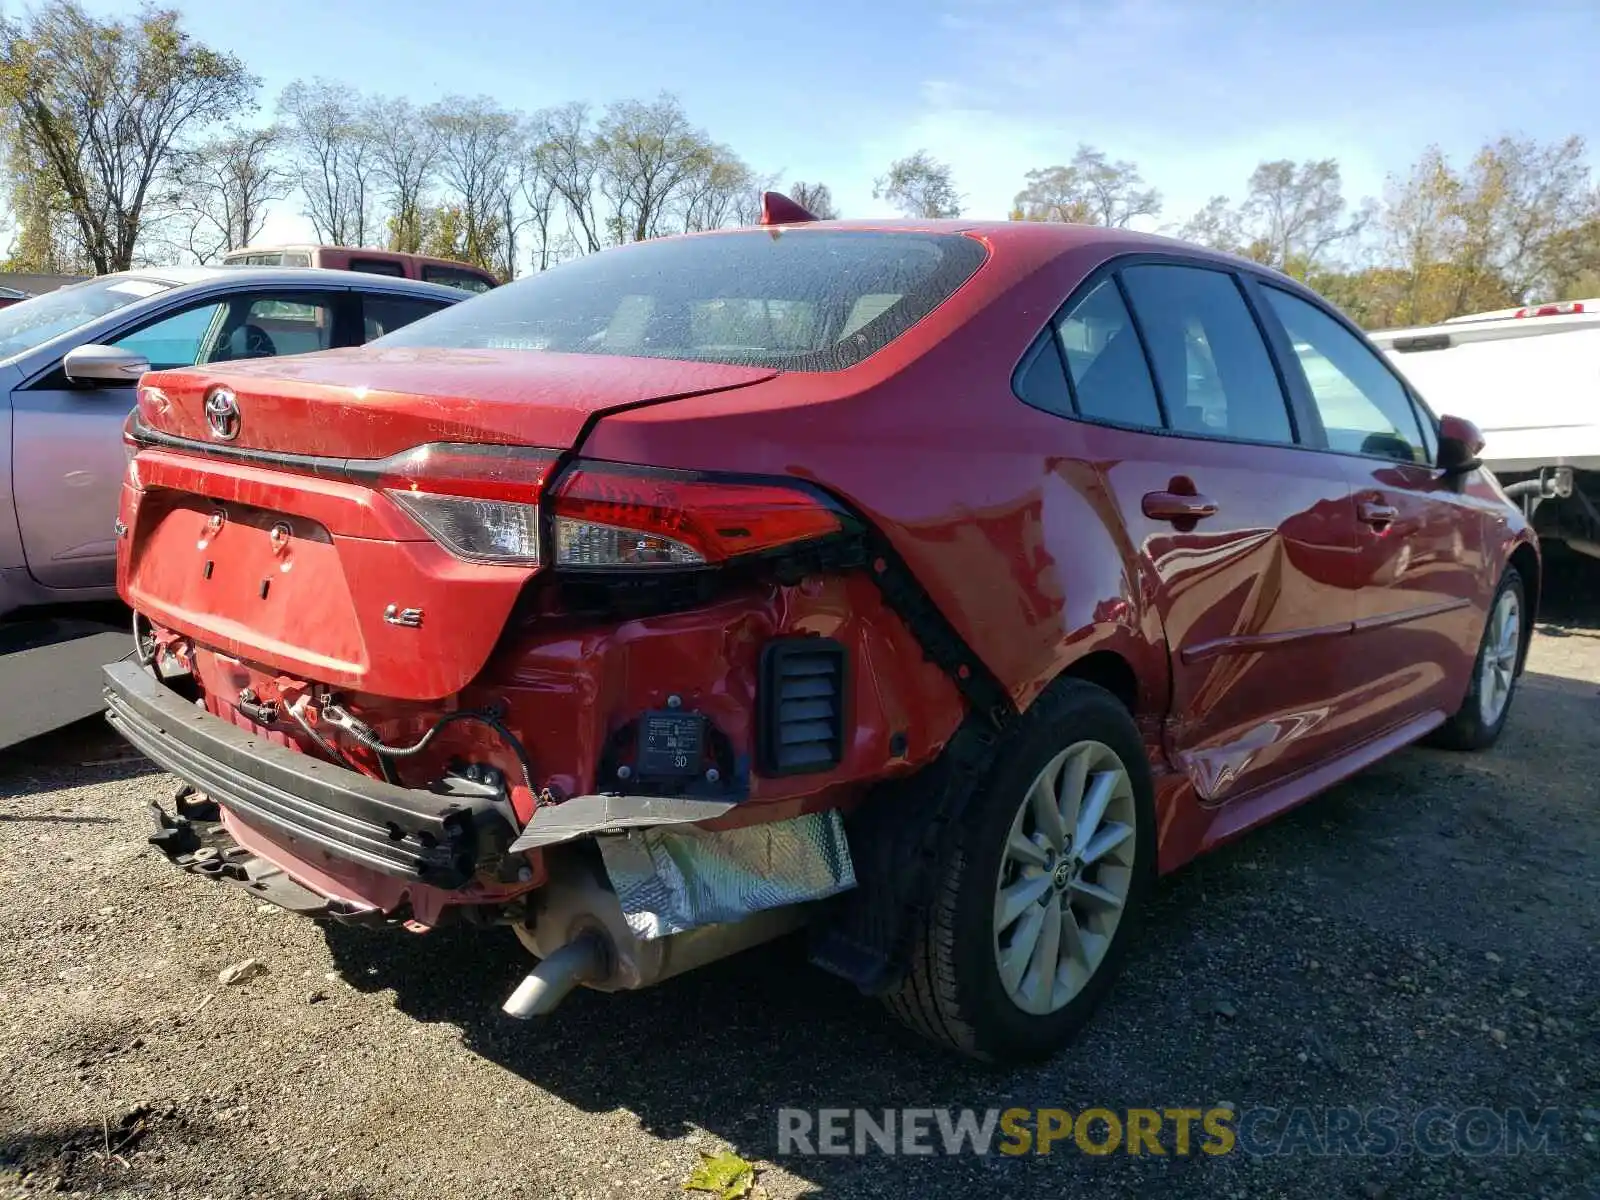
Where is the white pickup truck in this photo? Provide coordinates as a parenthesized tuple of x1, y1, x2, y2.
(1371, 299, 1600, 561)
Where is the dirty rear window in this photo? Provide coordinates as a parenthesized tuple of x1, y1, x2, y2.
(372, 230, 988, 371)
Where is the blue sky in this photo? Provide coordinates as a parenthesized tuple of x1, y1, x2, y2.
(85, 0, 1600, 243)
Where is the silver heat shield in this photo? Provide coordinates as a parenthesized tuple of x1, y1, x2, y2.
(597, 810, 857, 940)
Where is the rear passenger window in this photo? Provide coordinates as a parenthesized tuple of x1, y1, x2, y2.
(1120, 265, 1295, 445)
(1014, 332, 1073, 417)
(1261, 287, 1429, 463)
(1053, 279, 1162, 428)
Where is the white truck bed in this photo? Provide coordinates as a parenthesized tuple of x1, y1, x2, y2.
(1370, 305, 1600, 474)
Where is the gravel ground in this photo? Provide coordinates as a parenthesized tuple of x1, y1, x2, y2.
(2, 564, 1599, 1199)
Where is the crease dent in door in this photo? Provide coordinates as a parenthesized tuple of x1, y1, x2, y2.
(1154, 494, 1360, 804)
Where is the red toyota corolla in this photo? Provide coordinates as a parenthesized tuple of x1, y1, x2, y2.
(107, 196, 1537, 1063)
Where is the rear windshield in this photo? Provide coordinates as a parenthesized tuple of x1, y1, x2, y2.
(374, 230, 987, 371)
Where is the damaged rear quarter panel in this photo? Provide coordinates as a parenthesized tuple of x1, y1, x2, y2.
(577, 238, 1170, 718)
(468, 574, 966, 825)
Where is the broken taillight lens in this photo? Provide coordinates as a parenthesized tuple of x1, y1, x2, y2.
(376, 442, 558, 566)
(388, 492, 544, 563)
(547, 461, 844, 568)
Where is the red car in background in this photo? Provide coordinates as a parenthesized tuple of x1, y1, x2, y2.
(106, 195, 1536, 1064)
(220, 245, 498, 293)
(0, 286, 30, 309)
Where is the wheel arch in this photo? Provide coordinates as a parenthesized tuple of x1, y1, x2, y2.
(1050, 648, 1141, 716)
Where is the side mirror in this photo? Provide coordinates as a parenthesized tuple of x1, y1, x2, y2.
(63, 343, 149, 386)
(1436, 413, 1485, 476)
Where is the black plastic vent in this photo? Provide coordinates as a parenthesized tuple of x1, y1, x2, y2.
(758, 637, 847, 776)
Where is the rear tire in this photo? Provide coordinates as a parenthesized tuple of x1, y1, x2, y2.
(1426, 566, 1526, 752)
(884, 679, 1156, 1063)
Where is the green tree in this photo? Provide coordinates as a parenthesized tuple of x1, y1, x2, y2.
(1012, 145, 1160, 227)
(1460, 135, 1592, 304)
(595, 93, 717, 243)
(0, 1, 255, 273)
(418, 202, 504, 277)
(679, 151, 760, 232)
(1543, 213, 1600, 301)
(874, 150, 961, 218)
(2, 135, 83, 272)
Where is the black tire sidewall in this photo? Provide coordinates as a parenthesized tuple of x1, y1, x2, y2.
(946, 684, 1157, 1062)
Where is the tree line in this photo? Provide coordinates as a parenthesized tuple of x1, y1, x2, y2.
(880, 140, 1600, 329)
(2, 2, 1597, 330)
(0, 2, 836, 281)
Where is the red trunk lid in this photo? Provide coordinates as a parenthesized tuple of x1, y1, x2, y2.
(123, 348, 778, 699)
(136, 347, 778, 457)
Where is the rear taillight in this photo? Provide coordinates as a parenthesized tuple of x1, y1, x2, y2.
(378, 446, 845, 571)
(375, 442, 558, 566)
(388, 492, 544, 563)
(369, 442, 560, 502)
(547, 461, 844, 569)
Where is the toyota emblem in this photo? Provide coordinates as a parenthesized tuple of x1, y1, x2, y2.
(204, 387, 241, 441)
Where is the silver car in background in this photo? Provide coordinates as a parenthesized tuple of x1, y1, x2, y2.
(0, 267, 470, 620)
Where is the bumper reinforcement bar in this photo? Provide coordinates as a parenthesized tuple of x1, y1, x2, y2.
(103, 661, 512, 888)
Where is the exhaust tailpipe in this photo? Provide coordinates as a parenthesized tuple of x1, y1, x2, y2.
(501, 931, 609, 1019)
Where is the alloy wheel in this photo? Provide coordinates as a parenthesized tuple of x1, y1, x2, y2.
(993, 739, 1138, 1016)
(1478, 589, 1521, 727)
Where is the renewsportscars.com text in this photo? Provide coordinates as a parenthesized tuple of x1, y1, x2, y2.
(776, 1106, 1565, 1158)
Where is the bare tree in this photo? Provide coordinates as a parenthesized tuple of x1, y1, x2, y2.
(0, 1, 255, 273)
(680, 151, 758, 232)
(367, 96, 437, 255)
(733, 170, 782, 227)
(1013, 145, 1161, 227)
(520, 138, 567, 272)
(874, 151, 962, 218)
(1238, 159, 1364, 273)
(596, 93, 715, 243)
(426, 96, 517, 273)
(788, 181, 838, 219)
(489, 119, 550, 279)
(163, 126, 289, 262)
(1177, 195, 1245, 252)
(279, 79, 378, 246)
(534, 102, 605, 255)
